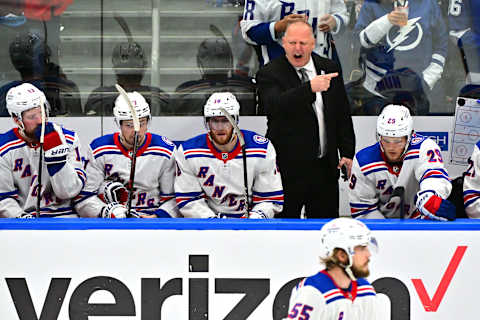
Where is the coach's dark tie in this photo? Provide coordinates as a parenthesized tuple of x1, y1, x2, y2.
(299, 68, 309, 83)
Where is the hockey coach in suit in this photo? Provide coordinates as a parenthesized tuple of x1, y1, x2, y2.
(256, 20, 355, 218)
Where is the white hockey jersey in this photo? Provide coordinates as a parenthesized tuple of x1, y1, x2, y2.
(349, 134, 451, 219)
(463, 141, 480, 218)
(74, 132, 179, 218)
(285, 271, 378, 320)
(0, 126, 86, 218)
(240, 0, 349, 65)
(174, 130, 283, 218)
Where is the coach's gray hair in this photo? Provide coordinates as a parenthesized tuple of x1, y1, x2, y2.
(284, 20, 314, 38)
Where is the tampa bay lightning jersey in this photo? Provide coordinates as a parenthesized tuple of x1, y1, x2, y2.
(355, 0, 447, 75)
(240, 0, 349, 65)
(175, 130, 283, 218)
(285, 271, 378, 320)
(0, 125, 86, 218)
(348, 134, 451, 219)
(463, 140, 480, 218)
(448, 0, 480, 48)
(74, 132, 179, 217)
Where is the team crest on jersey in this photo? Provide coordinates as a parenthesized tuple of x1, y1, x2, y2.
(222, 153, 228, 160)
(393, 165, 400, 173)
(386, 17, 423, 52)
(411, 136, 423, 145)
(162, 136, 175, 147)
(253, 135, 268, 144)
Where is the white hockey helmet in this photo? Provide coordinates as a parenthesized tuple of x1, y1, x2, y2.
(113, 91, 151, 127)
(377, 104, 413, 153)
(6, 83, 49, 122)
(321, 218, 377, 279)
(377, 104, 413, 139)
(203, 92, 240, 131)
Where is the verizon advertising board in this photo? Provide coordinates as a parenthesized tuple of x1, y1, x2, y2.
(0, 220, 478, 319)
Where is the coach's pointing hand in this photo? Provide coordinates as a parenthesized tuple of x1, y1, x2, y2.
(310, 72, 338, 92)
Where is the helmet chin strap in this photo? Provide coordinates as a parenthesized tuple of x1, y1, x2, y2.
(344, 265, 357, 281)
(333, 254, 357, 281)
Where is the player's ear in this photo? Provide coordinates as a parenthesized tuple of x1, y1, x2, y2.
(335, 249, 349, 265)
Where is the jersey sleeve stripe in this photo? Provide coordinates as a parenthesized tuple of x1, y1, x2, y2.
(419, 168, 449, 183)
(0, 190, 19, 201)
(0, 139, 25, 156)
(464, 190, 480, 208)
(350, 203, 378, 218)
(175, 191, 205, 208)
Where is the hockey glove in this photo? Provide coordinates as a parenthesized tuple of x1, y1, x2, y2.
(101, 181, 128, 204)
(18, 212, 37, 219)
(416, 191, 456, 221)
(249, 210, 268, 219)
(100, 202, 129, 218)
(35, 122, 69, 176)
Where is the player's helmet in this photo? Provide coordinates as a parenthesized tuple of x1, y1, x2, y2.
(203, 92, 240, 131)
(321, 218, 377, 280)
(9, 31, 50, 76)
(197, 38, 233, 77)
(112, 42, 147, 76)
(113, 91, 151, 127)
(6, 83, 50, 122)
(376, 104, 413, 154)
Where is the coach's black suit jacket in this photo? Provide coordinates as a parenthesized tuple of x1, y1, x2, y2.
(256, 53, 355, 176)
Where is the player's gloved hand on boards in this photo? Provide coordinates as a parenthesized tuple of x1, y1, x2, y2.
(35, 122, 69, 176)
(18, 212, 36, 219)
(415, 190, 456, 221)
(249, 210, 268, 219)
(100, 202, 129, 218)
(101, 181, 128, 204)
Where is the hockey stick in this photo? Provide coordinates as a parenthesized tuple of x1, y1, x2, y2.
(219, 107, 250, 216)
(209, 24, 234, 70)
(36, 97, 47, 218)
(115, 84, 140, 216)
(114, 14, 134, 43)
(391, 186, 405, 219)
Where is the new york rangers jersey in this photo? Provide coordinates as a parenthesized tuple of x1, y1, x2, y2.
(0, 125, 86, 218)
(355, 0, 447, 78)
(285, 271, 378, 320)
(349, 134, 451, 219)
(463, 140, 480, 218)
(240, 0, 349, 65)
(175, 130, 283, 218)
(75, 132, 179, 217)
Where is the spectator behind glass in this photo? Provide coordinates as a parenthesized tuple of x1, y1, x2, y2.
(84, 41, 169, 116)
(448, 0, 480, 97)
(346, 45, 430, 115)
(168, 37, 256, 115)
(0, 31, 82, 117)
(240, 0, 350, 67)
(354, 0, 448, 114)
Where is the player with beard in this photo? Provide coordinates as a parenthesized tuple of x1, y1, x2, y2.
(348, 104, 455, 220)
(285, 218, 379, 320)
(174, 92, 283, 218)
(0, 83, 85, 218)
